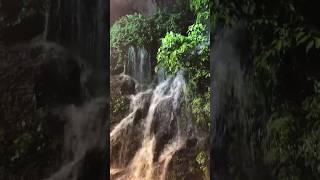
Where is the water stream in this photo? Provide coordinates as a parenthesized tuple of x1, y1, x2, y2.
(110, 73, 197, 180)
(43, 0, 107, 179)
(47, 98, 105, 180)
(125, 46, 152, 84)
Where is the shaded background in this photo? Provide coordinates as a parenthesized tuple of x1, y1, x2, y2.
(210, 0, 320, 179)
(0, 0, 108, 179)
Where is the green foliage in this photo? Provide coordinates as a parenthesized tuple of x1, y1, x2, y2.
(110, 10, 183, 72)
(262, 81, 320, 179)
(110, 13, 152, 69)
(190, 0, 209, 23)
(0, 106, 62, 178)
(111, 96, 129, 114)
(0, 0, 47, 25)
(153, 3, 211, 177)
(209, 2, 217, 35)
(196, 151, 210, 179)
(156, 22, 210, 131)
(213, 0, 320, 179)
(110, 2, 210, 178)
(191, 90, 210, 130)
(157, 23, 209, 92)
(263, 113, 301, 179)
(110, 95, 130, 127)
(190, 0, 209, 14)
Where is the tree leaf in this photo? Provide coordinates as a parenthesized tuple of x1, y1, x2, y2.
(315, 37, 320, 49)
(306, 40, 314, 53)
(296, 32, 304, 41)
(298, 35, 309, 45)
(275, 40, 283, 51)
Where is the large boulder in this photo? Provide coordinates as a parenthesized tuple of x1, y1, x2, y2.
(111, 74, 137, 96)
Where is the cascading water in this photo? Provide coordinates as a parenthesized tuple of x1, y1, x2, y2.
(211, 22, 267, 179)
(44, 0, 107, 179)
(0, 0, 107, 179)
(110, 2, 208, 179)
(110, 73, 199, 180)
(47, 98, 105, 180)
(126, 46, 152, 84)
(42, 1, 50, 41)
(210, 22, 248, 179)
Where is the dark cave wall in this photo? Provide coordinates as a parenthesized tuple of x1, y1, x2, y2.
(0, 0, 108, 179)
(47, 0, 107, 97)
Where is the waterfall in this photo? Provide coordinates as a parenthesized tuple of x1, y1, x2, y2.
(126, 46, 152, 84)
(156, 67, 166, 83)
(211, 22, 248, 179)
(211, 22, 266, 179)
(45, 0, 107, 179)
(110, 74, 198, 180)
(46, 98, 105, 180)
(42, 1, 50, 41)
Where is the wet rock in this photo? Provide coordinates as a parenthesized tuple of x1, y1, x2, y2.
(111, 74, 137, 96)
(130, 90, 152, 115)
(110, 75, 132, 126)
(110, 168, 126, 180)
(110, 0, 157, 23)
(0, 42, 82, 125)
(110, 90, 152, 167)
(110, 74, 140, 127)
(167, 148, 204, 180)
(110, 75, 206, 179)
(150, 99, 177, 160)
(32, 42, 83, 106)
(0, 42, 84, 179)
(110, 111, 144, 167)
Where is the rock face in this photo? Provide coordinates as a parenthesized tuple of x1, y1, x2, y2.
(0, 41, 83, 121)
(110, 89, 152, 167)
(110, 75, 205, 180)
(0, 42, 83, 179)
(111, 74, 138, 96)
(47, 0, 107, 97)
(1, 42, 83, 105)
(110, 0, 157, 23)
(1, 0, 107, 179)
(110, 74, 139, 128)
(110, 0, 181, 24)
(47, 97, 106, 180)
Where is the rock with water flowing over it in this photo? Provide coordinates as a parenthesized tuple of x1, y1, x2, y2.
(110, 74, 140, 128)
(110, 75, 206, 180)
(110, 90, 153, 167)
(111, 74, 137, 96)
(0, 41, 85, 178)
(0, 41, 83, 122)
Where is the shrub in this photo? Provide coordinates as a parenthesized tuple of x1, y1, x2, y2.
(110, 10, 184, 72)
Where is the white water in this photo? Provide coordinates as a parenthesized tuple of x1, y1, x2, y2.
(47, 98, 105, 180)
(43, 4, 50, 41)
(125, 46, 152, 84)
(110, 74, 196, 180)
